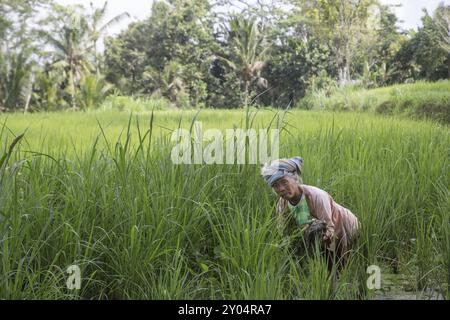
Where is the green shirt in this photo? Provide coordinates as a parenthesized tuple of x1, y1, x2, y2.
(288, 194, 313, 226)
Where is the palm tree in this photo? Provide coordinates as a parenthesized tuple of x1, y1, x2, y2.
(41, 10, 93, 110)
(216, 16, 270, 109)
(41, 3, 128, 110)
(87, 1, 130, 73)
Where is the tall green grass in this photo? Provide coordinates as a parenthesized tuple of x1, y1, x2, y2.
(0, 110, 448, 299)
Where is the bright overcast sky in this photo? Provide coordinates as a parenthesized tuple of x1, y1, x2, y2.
(53, 0, 450, 38)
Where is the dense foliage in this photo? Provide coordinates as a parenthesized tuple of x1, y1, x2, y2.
(0, 0, 449, 111)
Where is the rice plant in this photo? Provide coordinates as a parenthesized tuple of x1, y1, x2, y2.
(0, 109, 448, 299)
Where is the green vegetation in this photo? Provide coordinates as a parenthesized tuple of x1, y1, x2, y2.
(298, 81, 450, 123)
(1, 1, 449, 112)
(1, 0, 448, 301)
(0, 110, 448, 299)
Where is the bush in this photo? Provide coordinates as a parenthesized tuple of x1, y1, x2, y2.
(375, 101, 395, 115)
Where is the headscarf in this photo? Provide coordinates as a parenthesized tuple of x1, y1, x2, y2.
(261, 156, 303, 187)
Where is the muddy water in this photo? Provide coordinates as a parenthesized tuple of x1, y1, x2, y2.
(371, 273, 445, 300)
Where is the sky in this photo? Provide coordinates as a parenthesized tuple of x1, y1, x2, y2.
(380, 0, 450, 29)
(53, 0, 450, 45)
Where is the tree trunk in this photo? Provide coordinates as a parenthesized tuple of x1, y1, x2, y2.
(24, 73, 34, 113)
(338, 57, 351, 87)
(244, 80, 250, 109)
(94, 40, 100, 75)
(69, 68, 77, 111)
(244, 80, 250, 130)
(338, 66, 350, 87)
(24, 86, 32, 113)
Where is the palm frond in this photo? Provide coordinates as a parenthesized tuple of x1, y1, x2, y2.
(97, 12, 130, 35)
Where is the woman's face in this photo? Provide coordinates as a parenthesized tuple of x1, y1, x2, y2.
(272, 175, 300, 200)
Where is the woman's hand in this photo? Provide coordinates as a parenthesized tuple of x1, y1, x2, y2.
(322, 234, 331, 246)
(322, 229, 334, 248)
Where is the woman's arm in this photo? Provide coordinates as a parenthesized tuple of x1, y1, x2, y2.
(310, 193, 336, 247)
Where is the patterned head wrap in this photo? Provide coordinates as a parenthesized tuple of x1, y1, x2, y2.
(261, 157, 304, 187)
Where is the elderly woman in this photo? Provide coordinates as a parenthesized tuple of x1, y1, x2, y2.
(261, 156, 359, 271)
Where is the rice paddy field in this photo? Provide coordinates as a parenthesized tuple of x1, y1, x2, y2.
(0, 109, 448, 299)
